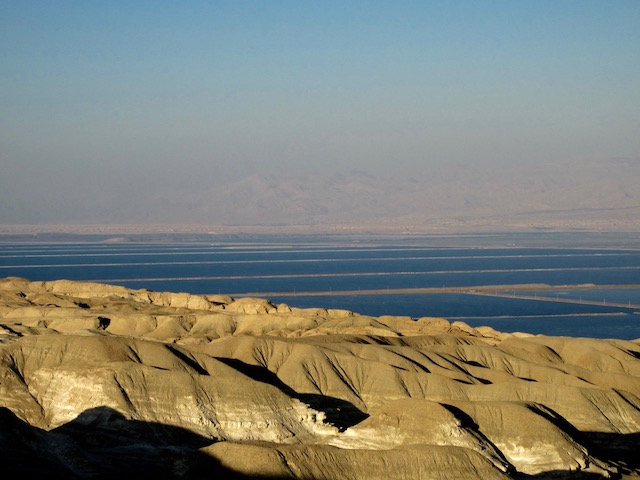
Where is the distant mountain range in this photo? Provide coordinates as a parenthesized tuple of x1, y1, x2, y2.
(133, 157, 640, 232)
(204, 158, 639, 231)
(3, 158, 639, 233)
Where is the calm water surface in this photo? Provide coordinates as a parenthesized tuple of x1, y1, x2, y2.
(1, 241, 639, 339)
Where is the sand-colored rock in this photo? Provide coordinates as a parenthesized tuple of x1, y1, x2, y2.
(1, 277, 640, 479)
(202, 441, 515, 480)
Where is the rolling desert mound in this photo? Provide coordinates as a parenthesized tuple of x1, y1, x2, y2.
(1, 277, 640, 479)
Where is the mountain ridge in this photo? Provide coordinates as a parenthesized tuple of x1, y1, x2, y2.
(2, 158, 639, 232)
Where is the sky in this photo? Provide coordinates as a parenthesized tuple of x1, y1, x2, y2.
(1, 1, 639, 226)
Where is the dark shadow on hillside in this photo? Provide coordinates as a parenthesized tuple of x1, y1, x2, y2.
(0, 406, 291, 479)
(2, 405, 639, 479)
(577, 431, 640, 478)
(215, 356, 369, 431)
(510, 431, 640, 479)
(441, 402, 640, 479)
(515, 471, 617, 479)
(522, 404, 640, 477)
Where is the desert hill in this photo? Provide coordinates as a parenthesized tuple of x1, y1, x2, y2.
(1, 277, 640, 479)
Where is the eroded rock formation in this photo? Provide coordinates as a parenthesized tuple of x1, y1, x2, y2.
(1, 277, 639, 479)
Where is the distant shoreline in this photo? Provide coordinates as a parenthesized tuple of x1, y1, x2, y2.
(1, 222, 639, 236)
(234, 283, 640, 310)
(1, 226, 640, 250)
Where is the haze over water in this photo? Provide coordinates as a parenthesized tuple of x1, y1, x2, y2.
(1, 1, 639, 231)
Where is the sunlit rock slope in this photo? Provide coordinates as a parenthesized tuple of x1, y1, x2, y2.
(1, 277, 639, 479)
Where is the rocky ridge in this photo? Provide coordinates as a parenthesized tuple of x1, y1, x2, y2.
(1, 277, 639, 479)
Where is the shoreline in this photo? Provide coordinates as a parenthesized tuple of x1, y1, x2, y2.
(232, 283, 640, 309)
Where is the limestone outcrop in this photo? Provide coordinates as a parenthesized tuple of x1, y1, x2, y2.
(1, 277, 639, 479)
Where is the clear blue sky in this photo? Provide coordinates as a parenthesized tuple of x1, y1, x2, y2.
(1, 1, 639, 224)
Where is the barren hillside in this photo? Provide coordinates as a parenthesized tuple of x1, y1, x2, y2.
(1, 277, 639, 478)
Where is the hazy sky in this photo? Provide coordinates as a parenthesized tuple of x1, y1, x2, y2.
(1, 1, 639, 225)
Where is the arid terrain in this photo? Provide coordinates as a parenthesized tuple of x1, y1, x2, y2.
(1, 276, 640, 479)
